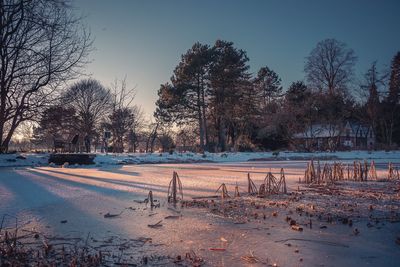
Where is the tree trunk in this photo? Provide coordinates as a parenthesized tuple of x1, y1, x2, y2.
(150, 134, 157, 153)
(149, 123, 159, 153)
(230, 124, 236, 149)
(203, 116, 209, 150)
(197, 76, 207, 152)
(0, 141, 8, 153)
(198, 110, 205, 152)
(217, 117, 226, 152)
(145, 137, 150, 153)
(2, 121, 19, 153)
(201, 90, 209, 150)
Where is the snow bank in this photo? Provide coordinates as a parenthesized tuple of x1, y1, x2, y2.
(0, 153, 48, 168)
(95, 150, 400, 165)
(1, 150, 400, 168)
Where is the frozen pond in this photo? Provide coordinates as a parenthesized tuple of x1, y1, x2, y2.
(1, 161, 399, 266)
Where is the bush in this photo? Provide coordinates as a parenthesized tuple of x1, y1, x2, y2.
(272, 151, 280, 157)
(234, 135, 257, 152)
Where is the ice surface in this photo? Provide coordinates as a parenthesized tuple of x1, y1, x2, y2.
(0, 160, 399, 266)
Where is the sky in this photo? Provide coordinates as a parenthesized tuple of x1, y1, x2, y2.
(74, 0, 400, 117)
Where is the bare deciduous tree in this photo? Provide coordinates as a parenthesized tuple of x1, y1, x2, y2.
(0, 0, 92, 152)
(104, 78, 144, 153)
(63, 79, 111, 150)
(145, 120, 159, 153)
(128, 105, 144, 152)
(305, 39, 357, 94)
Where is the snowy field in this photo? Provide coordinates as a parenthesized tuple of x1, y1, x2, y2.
(1, 154, 400, 266)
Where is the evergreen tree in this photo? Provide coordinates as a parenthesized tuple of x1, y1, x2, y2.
(172, 43, 211, 151)
(362, 62, 382, 136)
(388, 52, 400, 104)
(285, 81, 310, 107)
(383, 52, 400, 146)
(155, 43, 212, 151)
(155, 83, 183, 125)
(34, 105, 78, 148)
(254, 66, 283, 108)
(284, 81, 313, 134)
(208, 40, 251, 151)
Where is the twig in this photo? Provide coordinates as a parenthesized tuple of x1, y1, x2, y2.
(275, 238, 349, 248)
(148, 220, 163, 228)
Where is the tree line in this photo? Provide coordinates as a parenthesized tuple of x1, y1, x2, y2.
(0, 0, 173, 154)
(0, 0, 168, 154)
(1, 1, 399, 153)
(155, 39, 400, 152)
(31, 78, 169, 153)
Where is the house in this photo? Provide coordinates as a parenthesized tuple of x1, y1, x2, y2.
(293, 121, 375, 151)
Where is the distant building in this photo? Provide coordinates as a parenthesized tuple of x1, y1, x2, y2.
(293, 121, 375, 151)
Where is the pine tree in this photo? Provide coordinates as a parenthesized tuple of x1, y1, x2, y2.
(34, 105, 78, 148)
(385, 52, 400, 145)
(285, 81, 310, 106)
(172, 43, 211, 151)
(208, 40, 251, 151)
(154, 83, 183, 124)
(155, 43, 212, 151)
(254, 66, 283, 108)
(362, 62, 381, 134)
(284, 81, 313, 134)
(388, 52, 400, 104)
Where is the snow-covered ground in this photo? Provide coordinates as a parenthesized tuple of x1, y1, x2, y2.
(1, 150, 400, 168)
(0, 153, 48, 167)
(94, 150, 400, 165)
(1, 160, 399, 266)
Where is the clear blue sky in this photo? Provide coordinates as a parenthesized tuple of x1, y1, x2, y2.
(74, 0, 400, 116)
